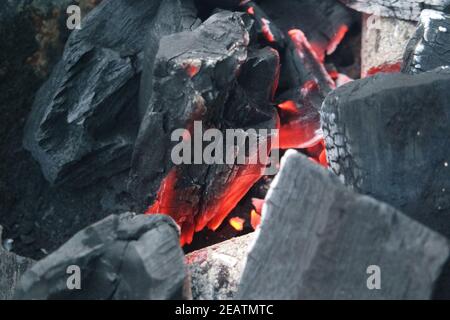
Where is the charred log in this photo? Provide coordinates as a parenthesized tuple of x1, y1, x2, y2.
(14, 213, 187, 300)
(321, 69, 450, 238)
(238, 151, 450, 299)
(403, 10, 450, 74)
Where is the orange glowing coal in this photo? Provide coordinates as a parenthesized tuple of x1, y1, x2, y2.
(229, 217, 245, 231)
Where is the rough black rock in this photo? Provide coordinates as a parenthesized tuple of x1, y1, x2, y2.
(321, 69, 450, 238)
(403, 10, 450, 74)
(339, 0, 450, 21)
(238, 151, 450, 300)
(14, 213, 187, 300)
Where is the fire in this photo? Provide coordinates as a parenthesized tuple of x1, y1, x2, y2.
(229, 217, 245, 231)
(365, 62, 402, 77)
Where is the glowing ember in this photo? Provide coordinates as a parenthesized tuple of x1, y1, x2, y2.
(326, 25, 349, 56)
(229, 217, 245, 231)
(365, 62, 402, 77)
(250, 209, 261, 230)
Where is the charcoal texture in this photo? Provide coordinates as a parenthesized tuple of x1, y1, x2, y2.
(14, 213, 186, 300)
(321, 69, 450, 238)
(403, 10, 450, 74)
(138, 0, 200, 119)
(259, 0, 356, 57)
(0, 226, 35, 300)
(23, 0, 159, 187)
(130, 12, 278, 240)
(0, 0, 102, 258)
(340, 0, 450, 21)
(238, 151, 450, 300)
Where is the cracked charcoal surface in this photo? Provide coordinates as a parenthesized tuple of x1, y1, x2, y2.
(238, 151, 450, 299)
(321, 69, 450, 238)
(340, 0, 450, 21)
(403, 9, 450, 74)
(14, 213, 186, 300)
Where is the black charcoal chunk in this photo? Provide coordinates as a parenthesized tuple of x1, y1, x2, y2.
(238, 151, 450, 300)
(340, 0, 450, 21)
(14, 213, 186, 300)
(23, 0, 162, 187)
(138, 0, 200, 119)
(403, 10, 450, 74)
(321, 69, 450, 238)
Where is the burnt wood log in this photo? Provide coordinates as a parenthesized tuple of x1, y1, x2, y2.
(130, 12, 279, 245)
(186, 233, 254, 300)
(0, 226, 35, 300)
(403, 10, 450, 74)
(238, 151, 450, 299)
(14, 213, 187, 300)
(321, 69, 450, 238)
(340, 0, 450, 21)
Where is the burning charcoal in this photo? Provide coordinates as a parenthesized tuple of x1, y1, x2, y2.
(339, 0, 450, 21)
(130, 12, 279, 246)
(0, 226, 35, 300)
(14, 213, 187, 300)
(403, 10, 450, 74)
(186, 233, 254, 300)
(238, 151, 450, 299)
(276, 30, 335, 149)
(321, 69, 450, 238)
(362, 14, 415, 77)
(239, 1, 286, 47)
(139, 0, 200, 118)
(257, 0, 356, 60)
(23, 0, 189, 187)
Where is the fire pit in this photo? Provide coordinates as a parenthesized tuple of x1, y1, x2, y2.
(1, 0, 449, 301)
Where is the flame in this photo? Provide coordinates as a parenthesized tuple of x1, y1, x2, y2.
(229, 217, 245, 231)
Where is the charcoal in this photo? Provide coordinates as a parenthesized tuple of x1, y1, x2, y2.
(276, 29, 335, 149)
(138, 0, 200, 119)
(258, 0, 357, 59)
(0, 226, 35, 300)
(240, 1, 286, 47)
(130, 11, 279, 245)
(403, 10, 450, 74)
(362, 14, 415, 77)
(321, 69, 450, 238)
(196, 0, 242, 9)
(23, 0, 164, 187)
(14, 213, 187, 300)
(186, 233, 254, 300)
(340, 0, 450, 21)
(0, 1, 102, 257)
(238, 151, 450, 300)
